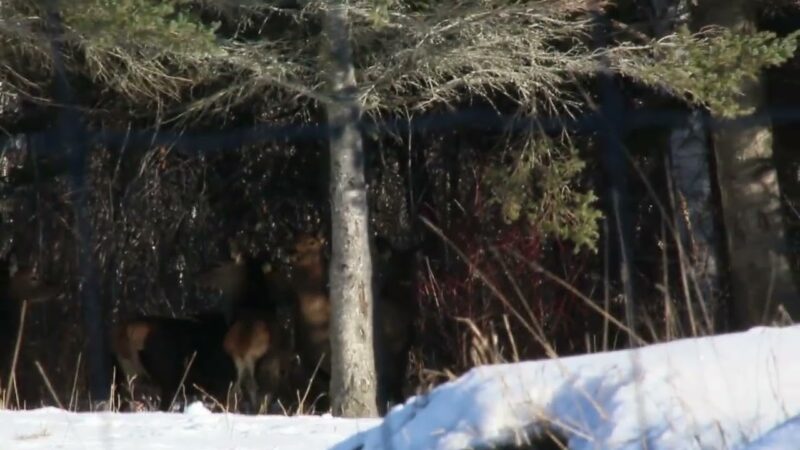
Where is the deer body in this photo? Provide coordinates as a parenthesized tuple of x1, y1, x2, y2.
(198, 251, 296, 412)
(222, 309, 272, 411)
(287, 236, 332, 379)
(196, 234, 416, 415)
(288, 235, 416, 414)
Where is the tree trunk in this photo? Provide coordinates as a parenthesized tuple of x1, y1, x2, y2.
(646, 0, 725, 333)
(322, 0, 378, 417)
(693, 0, 800, 326)
(668, 110, 725, 332)
(644, 0, 727, 336)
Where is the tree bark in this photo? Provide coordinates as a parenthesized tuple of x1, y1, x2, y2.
(322, 0, 378, 417)
(668, 110, 725, 332)
(646, 0, 725, 333)
(693, 0, 800, 326)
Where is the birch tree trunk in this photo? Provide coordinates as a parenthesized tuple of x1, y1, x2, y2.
(668, 110, 724, 332)
(321, 0, 378, 418)
(644, 0, 725, 334)
(693, 0, 800, 326)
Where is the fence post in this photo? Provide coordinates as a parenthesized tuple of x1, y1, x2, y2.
(46, 1, 110, 406)
(593, 8, 637, 347)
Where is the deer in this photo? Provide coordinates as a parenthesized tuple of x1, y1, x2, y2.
(196, 242, 296, 413)
(196, 233, 416, 415)
(285, 234, 331, 380)
(286, 233, 416, 415)
(0, 255, 61, 402)
(111, 312, 236, 412)
(221, 310, 280, 412)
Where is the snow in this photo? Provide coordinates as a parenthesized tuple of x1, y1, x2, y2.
(0, 404, 380, 449)
(744, 414, 800, 450)
(2, 325, 800, 449)
(340, 325, 800, 450)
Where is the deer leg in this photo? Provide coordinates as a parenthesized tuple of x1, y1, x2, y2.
(231, 359, 246, 410)
(243, 359, 259, 414)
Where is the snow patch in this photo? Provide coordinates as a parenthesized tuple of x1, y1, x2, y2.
(185, 401, 212, 416)
(0, 408, 379, 450)
(339, 325, 800, 450)
(744, 414, 800, 450)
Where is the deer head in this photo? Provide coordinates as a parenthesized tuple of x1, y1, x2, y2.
(288, 234, 326, 275)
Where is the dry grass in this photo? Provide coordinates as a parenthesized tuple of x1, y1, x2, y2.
(106, 355, 331, 416)
(2, 300, 28, 410)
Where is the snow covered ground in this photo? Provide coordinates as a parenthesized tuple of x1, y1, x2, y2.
(344, 325, 800, 450)
(2, 325, 800, 449)
(746, 414, 800, 450)
(0, 403, 380, 449)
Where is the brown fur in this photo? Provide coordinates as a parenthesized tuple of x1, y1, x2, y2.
(287, 235, 331, 377)
(222, 314, 272, 411)
(287, 234, 416, 414)
(194, 234, 416, 415)
(111, 321, 151, 381)
(197, 248, 297, 412)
